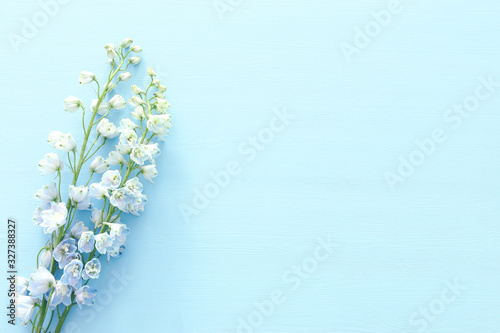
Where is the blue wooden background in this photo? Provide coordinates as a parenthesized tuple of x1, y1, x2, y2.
(1, 0, 500, 332)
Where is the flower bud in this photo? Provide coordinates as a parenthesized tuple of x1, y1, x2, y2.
(63, 95, 83, 113)
(128, 96, 146, 106)
(105, 43, 117, 59)
(131, 45, 142, 53)
(89, 156, 109, 173)
(40, 249, 52, 269)
(108, 95, 127, 110)
(79, 71, 96, 84)
(131, 85, 144, 95)
(121, 38, 133, 48)
(118, 72, 132, 82)
(129, 56, 141, 65)
(147, 67, 156, 77)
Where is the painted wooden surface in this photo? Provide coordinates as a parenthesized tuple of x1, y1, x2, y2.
(1, 0, 500, 332)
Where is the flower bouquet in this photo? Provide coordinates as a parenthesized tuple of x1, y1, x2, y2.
(14, 38, 171, 333)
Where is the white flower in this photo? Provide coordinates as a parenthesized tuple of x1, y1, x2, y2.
(121, 38, 133, 48)
(130, 145, 149, 165)
(63, 95, 82, 112)
(131, 106, 146, 120)
(119, 118, 138, 131)
(157, 83, 167, 92)
(47, 131, 77, 152)
(27, 266, 56, 296)
(15, 277, 29, 296)
(106, 151, 127, 165)
(147, 67, 156, 77)
(39, 249, 52, 269)
(115, 142, 132, 154)
(95, 233, 113, 254)
(89, 182, 109, 199)
(101, 170, 122, 189)
(96, 118, 119, 138)
(155, 98, 170, 114)
(90, 99, 109, 115)
(90, 208, 103, 228)
(16, 296, 40, 326)
(40, 202, 67, 234)
(69, 185, 89, 203)
(105, 43, 117, 59)
(108, 95, 127, 110)
(129, 56, 141, 65)
(145, 143, 160, 160)
(140, 165, 158, 183)
(118, 72, 132, 82)
(38, 153, 63, 175)
(146, 114, 171, 139)
(79, 71, 95, 84)
(131, 85, 144, 95)
(119, 129, 138, 147)
(128, 95, 146, 106)
(89, 156, 109, 173)
(70, 221, 89, 239)
(154, 91, 165, 99)
(131, 45, 142, 53)
(34, 183, 58, 203)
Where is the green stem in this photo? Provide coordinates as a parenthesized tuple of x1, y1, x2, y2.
(54, 306, 73, 333)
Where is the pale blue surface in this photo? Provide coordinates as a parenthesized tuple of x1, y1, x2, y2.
(1, 0, 500, 332)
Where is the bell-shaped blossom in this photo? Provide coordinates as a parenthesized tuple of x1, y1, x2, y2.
(49, 281, 72, 310)
(130, 145, 149, 165)
(106, 151, 127, 166)
(147, 67, 156, 77)
(155, 98, 170, 114)
(96, 118, 119, 138)
(131, 85, 144, 95)
(147, 114, 171, 139)
(108, 95, 127, 110)
(89, 182, 109, 199)
(34, 183, 58, 203)
(40, 202, 67, 234)
(38, 153, 63, 175)
(120, 129, 137, 147)
(109, 188, 134, 211)
(101, 170, 121, 189)
(115, 142, 132, 155)
(32, 207, 44, 225)
(78, 231, 95, 253)
(106, 241, 125, 262)
(104, 222, 129, 244)
(118, 72, 132, 81)
(60, 259, 83, 287)
(82, 258, 101, 279)
(89, 156, 109, 173)
(15, 277, 29, 296)
(90, 99, 109, 116)
(63, 95, 83, 112)
(75, 285, 97, 309)
(95, 233, 113, 254)
(104, 43, 116, 59)
(119, 118, 139, 131)
(140, 164, 158, 183)
(53, 238, 77, 269)
(131, 106, 146, 120)
(48, 131, 77, 152)
(128, 96, 146, 106)
(27, 266, 56, 296)
(16, 296, 40, 326)
(90, 208, 103, 228)
(39, 249, 52, 269)
(79, 71, 95, 84)
(69, 185, 89, 203)
(70, 221, 89, 239)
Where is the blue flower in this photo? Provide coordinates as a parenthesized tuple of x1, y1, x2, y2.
(82, 258, 101, 279)
(53, 239, 77, 269)
(69, 221, 89, 239)
(75, 286, 97, 309)
(60, 259, 83, 287)
(78, 231, 95, 253)
(103, 222, 129, 244)
(49, 281, 72, 310)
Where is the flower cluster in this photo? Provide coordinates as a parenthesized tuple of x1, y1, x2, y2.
(15, 38, 171, 333)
